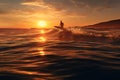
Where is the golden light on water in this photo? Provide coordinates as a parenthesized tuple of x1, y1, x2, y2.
(40, 30, 45, 34)
(35, 30, 47, 56)
(38, 20, 47, 28)
(39, 36, 46, 42)
(38, 48, 45, 56)
(39, 50, 45, 56)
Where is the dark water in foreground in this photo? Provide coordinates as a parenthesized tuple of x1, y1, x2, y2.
(0, 28, 120, 80)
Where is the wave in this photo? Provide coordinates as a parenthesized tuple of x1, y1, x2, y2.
(45, 28, 120, 44)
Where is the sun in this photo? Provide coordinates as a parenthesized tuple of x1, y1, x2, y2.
(38, 20, 47, 28)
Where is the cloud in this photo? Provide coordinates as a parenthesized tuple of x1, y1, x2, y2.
(21, 0, 43, 6)
(21, 0, 81, 14)
(0, 2, 7, 6)
(0, 9, 6, 14)
(0, 8, 10, 16)
(1, 0, 120, 27)
(1, 0, 120, 17)
(0, 2, 8, 15)
(42, 0, 120, 12)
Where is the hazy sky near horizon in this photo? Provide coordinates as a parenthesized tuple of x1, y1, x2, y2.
(0, 0, 120, 28)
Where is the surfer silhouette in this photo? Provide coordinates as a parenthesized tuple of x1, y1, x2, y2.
(60, 21, 64, 29)
(54, 20, 64, 30)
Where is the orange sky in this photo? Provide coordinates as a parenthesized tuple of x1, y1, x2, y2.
(0, 0, 120, 28)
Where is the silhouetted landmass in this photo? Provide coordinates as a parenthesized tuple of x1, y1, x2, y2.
(84, 19, 120, 29)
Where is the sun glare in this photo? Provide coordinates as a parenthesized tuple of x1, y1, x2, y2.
(38, 20, 47, 28)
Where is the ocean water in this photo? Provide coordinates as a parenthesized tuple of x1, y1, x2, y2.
(0, 28, 120, 80)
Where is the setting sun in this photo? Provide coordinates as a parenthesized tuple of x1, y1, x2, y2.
(38, 20, 47, 28)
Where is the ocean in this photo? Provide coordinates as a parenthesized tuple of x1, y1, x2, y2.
(0, 28, 120, 80)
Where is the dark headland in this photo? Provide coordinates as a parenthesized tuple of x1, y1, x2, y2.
(84, 19, 120, 29)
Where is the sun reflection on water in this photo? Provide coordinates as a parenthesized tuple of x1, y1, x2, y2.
(38, 48, 46, 56)
(39, 51, 45, 56)
(35, 29, 47, 56)
(40, 30, 45, 34)
(39, 36, 46, 42)
(38, 29, 47, 42)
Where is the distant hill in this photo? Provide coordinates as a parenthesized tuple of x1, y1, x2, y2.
(84, 19, 120, 29)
